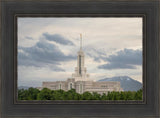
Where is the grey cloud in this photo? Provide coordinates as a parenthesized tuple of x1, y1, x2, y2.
(98, 48, 142, 70)
(85, 48, 107, 62)
(98, 63, 136, 70)
(43, 33, 74, 45)
(87, 53, 103, 62)
(25, 36, 33, 40)
(18, 39, 76, 71)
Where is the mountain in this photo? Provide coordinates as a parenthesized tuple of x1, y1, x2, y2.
(98, 76, 142, 91)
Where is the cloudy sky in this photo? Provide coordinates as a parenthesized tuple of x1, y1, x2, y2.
(18, 17, 142, 87)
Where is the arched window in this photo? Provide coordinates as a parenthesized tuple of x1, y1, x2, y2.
(80, 84, 83, 93)
(59, 84, 61, 89)
(79, 55, 81, 75)
(70, 83, 72, 89)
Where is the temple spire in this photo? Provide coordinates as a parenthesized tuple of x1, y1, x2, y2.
(80, 33, 82, 50)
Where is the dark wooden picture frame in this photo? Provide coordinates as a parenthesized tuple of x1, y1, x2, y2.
(1, 0, 160, 117)
(14, 14, 146, 104)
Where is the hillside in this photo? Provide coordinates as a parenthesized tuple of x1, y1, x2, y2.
(99, 76, 142, 91)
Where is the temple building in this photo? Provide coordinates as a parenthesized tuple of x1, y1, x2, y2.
(39, 34, 123, 94)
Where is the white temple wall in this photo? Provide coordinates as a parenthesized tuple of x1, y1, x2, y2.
(41, 79, 123, 95)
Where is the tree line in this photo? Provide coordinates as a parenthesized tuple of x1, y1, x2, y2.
(18, 88, 142, 100)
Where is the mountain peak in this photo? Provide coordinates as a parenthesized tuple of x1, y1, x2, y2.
(98, 76, 142, 91)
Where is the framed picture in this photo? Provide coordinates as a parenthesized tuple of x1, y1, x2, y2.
(1, 0, 160, 118)
(16, 14, 145, 104)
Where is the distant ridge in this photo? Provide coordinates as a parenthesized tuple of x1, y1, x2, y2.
(98, 76, 142, 91)
(18, 86, 30, 90)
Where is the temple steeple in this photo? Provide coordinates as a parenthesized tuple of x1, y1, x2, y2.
(80, 33, 82, 50)
(72, 34, 90, 81)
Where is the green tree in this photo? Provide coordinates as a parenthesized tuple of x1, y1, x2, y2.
(113, 92, 120, 100)
(27, 87, 40, 100)
(134, 89, 142, 100)
(119, 92, 125, 100)
(51, 89, 66, 100)
(37, 88, 52, 100)
(101, 93, 108, 100)
(82, 92, 93, 100)
(92, 92, 101, 100)
(18, 87, 143, 101)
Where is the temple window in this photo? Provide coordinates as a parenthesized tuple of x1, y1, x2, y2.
(80, 84, 82, 93)
(59, 84, 61, 89)
(70, 83, 72, 89)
